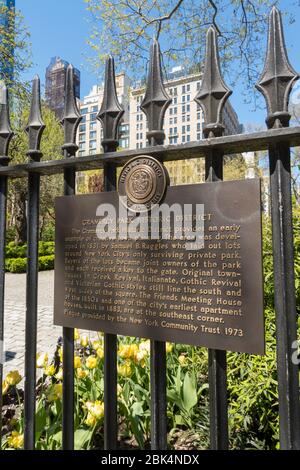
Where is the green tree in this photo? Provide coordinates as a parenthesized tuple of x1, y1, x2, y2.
(8, 105, 64, 243)
(0, 3, 32, 98)
(84, 0, 294, 101)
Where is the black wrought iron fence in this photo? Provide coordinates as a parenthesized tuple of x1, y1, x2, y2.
(0, 6, 299, 450)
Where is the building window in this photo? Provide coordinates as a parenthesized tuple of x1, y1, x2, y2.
(182, 125, 186, 134)
(81, 115, 86, 123)
(196, 81, 200, 90)
(197, 132, 201, 140)
(81, 107, 88, 115)
(79, 142, 85, 150)
(169, 118, 173, 125)
(174, 117, 177, 124)
(182, 105, 185, 114)
(90, 148, 96, 155)
(182, 95, 186, 103)
(174, 127, 177, 135)
(186, 104, 190, 112)
(79, 150, 85, 157)
(90, 113, 97, 121)
(187, 125, 190, 132)
(89, 140, 97, 149)
(197, 112, 201, 120)
(79, 133, 85, 142)
(173, 87, 177, 96)
(186, 95, 190, 102)
(187, 84, 190, 92)
(173, 107, 177, 114)
(90, 122, 97, 130)
(91, 105, 98, 112)
(182, 135, 186, 143)
(173, 97, 177, 105)
(136, 105, 140, 112)
(90, 131, 97, 140)
(186, 114, 190, 122)
(182, 115, 185, 123)
(79, 124, 86, 133)
(170, 128, 173, 135)
(197, 122, 201, 131)
(136, 133, 139, 140)
(186, 135, 190, 142)
(182, 85, 186, 94)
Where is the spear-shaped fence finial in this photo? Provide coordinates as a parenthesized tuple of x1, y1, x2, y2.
(194, 26, 232, 138)
(141, 39, 171, 146)
(256, 6, 299, 129)
(97, 56, 124, 153)
(62, 64, 82, 156)
(25, 75, 45, 162)
(0, 82, 13, 166)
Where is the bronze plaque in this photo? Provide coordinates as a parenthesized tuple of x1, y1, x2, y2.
(54, 179, 265, 354)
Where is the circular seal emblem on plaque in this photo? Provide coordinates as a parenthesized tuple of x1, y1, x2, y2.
(118, 156, 168, 212)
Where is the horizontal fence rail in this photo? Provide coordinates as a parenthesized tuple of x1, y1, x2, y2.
(0, 5, 299, 451)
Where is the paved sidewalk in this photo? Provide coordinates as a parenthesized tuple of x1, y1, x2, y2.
(3, 271, 96, 377)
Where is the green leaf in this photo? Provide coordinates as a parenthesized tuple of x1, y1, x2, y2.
(74, 428, 93, 450)
(182, 372, 197, 412)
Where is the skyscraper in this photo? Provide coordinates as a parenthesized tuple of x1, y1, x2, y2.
(0, 0, 15, 83)
(45, 56, 80, 120)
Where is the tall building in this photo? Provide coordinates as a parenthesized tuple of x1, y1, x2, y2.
(45, 56, 80, 120)
(0, 0, 15, 83)
(130, 66, 242, 185)
(77, 73, 130, 157)
(76, 66, 242, 187)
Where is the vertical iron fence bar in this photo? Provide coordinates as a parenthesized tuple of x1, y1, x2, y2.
(97, 56, 124, 450)
(62, 163, 75, 450)
(61, 65, 82, 450)
(268, 142, 300, 449)
(103, 161, 118, 450)
(141, 39, 171, 450)
(0, 82, 13, 447)
(24, 76, 45, 450)
(255, 7, 300, 449)
(205, 150, 229, 450)
(195, 26, 232, 450)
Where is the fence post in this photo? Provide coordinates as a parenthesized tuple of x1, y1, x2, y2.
(195, 26, 232, 450)
(141, 39, 171, 450)
(0, 83, 13, 447)
(61, 65, 82, 450)
(97, 56, 124, 450)
(24, 76, 45, 449)
(256, 7, 300, 450)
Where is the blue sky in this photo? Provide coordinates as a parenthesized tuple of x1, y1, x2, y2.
(18, 0, 300, 128)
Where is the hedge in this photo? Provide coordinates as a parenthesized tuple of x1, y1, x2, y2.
(5, 255, 54, 273)
(6, 241, 54, 258)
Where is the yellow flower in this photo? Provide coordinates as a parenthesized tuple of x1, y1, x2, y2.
(139, 340, 150, 352)
(86, 355, 97, 369)
(85, 400, 104, 419)
(96, 347, 104, 359)
(92, 340, 101, 350)
(2, 380, 10, 395)
(58, 347, 63, 363)
(36, 352, 48, 368)
(136, 349, 148, 363)
(44, 364, 56, 376)
(166, 343, 173, 353)
(80, 335, 89, 348)
(5, 370, 22, 386)
(77, 368, 88, 379)
(118, 344, 139, 361)
(178, 355, 187, 366)
(47, 383, 63, 402)
(55, 368, 63, 381)
(74, 356, 82, 369)
(85, 412, 96, 427)
(118, 362, 132, 377)
(74, 328, 80, 341)
(7, 431, 24, 449)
